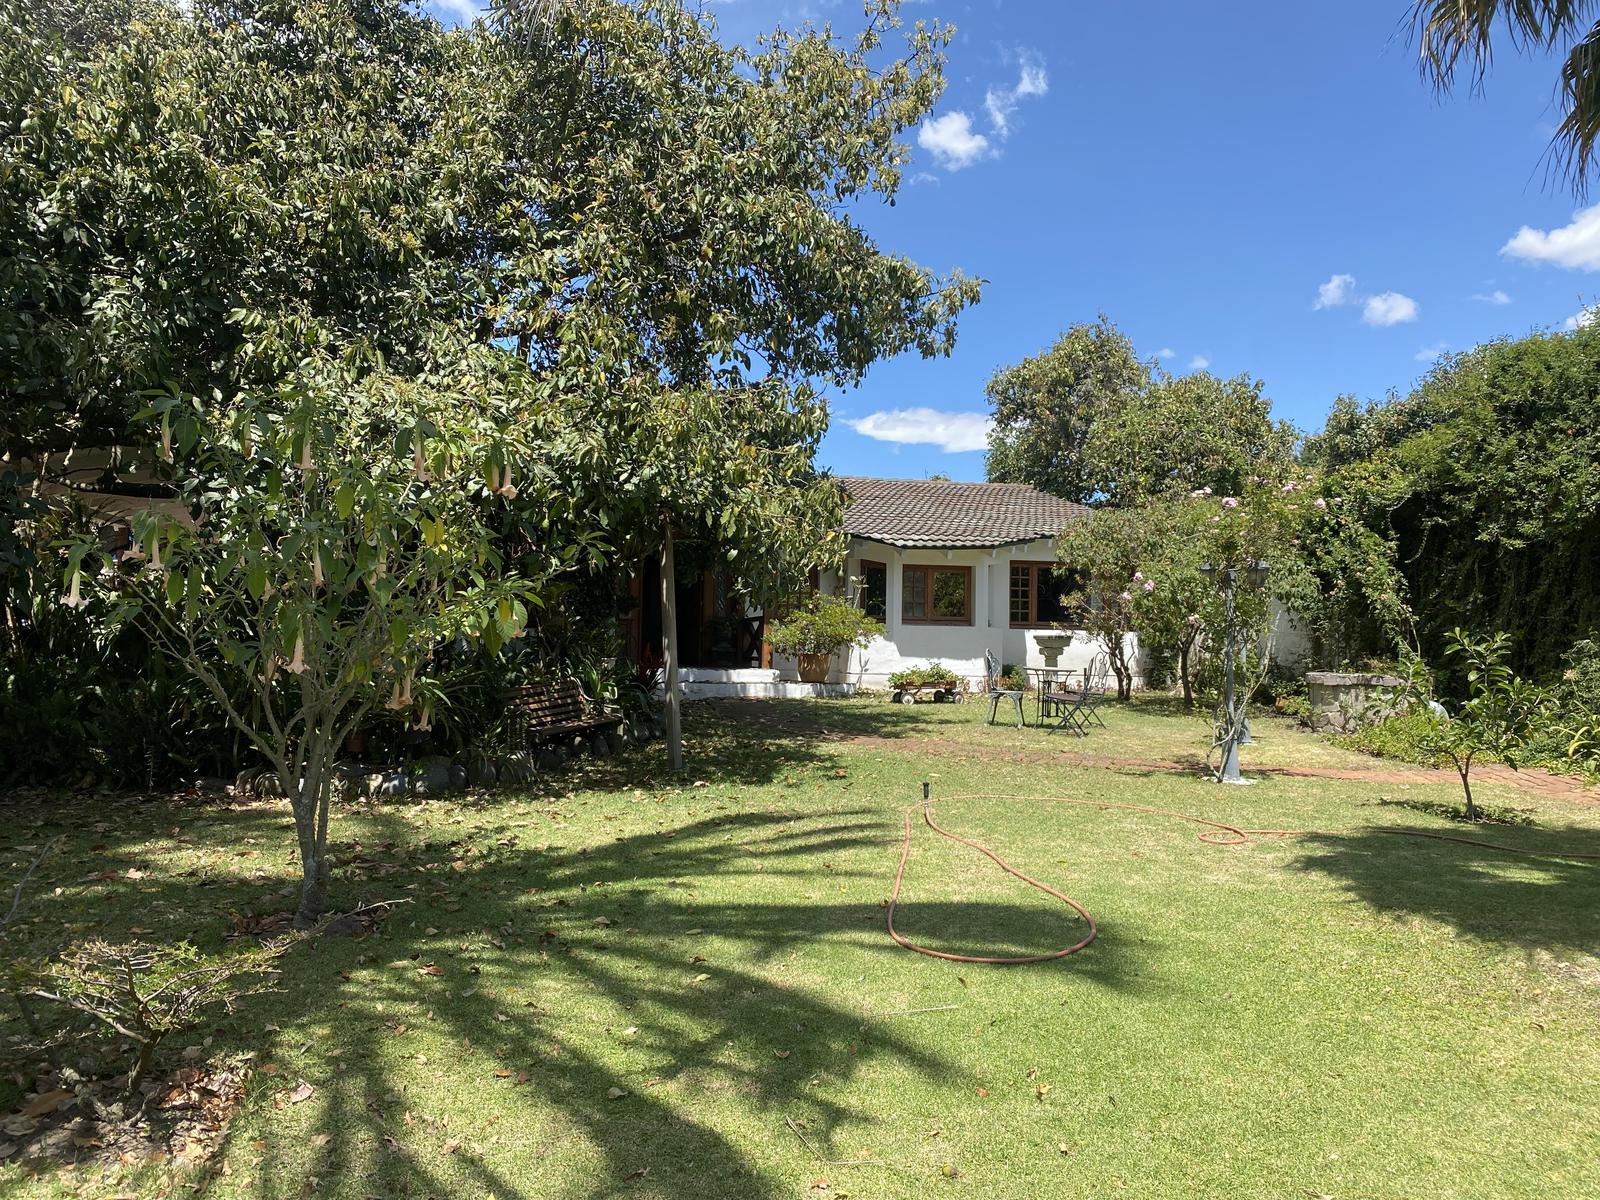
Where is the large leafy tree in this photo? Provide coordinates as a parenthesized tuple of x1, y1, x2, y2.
(1304, 327, 1600, 675)
(983, 318, 1295, 508)
(985, 317, 1149, 504)
(7, 0, 978, 906)
(1086, 371, 1298, 509)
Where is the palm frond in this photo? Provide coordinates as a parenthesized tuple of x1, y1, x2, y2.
(1549, 19, 1600, 193)
(1407, 0, 1596, 91)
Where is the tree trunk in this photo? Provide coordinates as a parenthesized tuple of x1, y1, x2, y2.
(1458, 756, 1477, 821)
(660, 524, 684, 772)
(1179, 640, 1193, 709)
(129, 1033, 161, 1095)
(291, 743, 333, 928)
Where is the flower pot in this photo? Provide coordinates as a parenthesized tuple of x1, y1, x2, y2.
(797, 653, 832, 683)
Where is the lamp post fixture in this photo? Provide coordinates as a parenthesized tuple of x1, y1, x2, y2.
(1201, 560, 1268, 784)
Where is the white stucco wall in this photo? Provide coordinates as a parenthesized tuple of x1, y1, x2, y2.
(770, 538, 1144, 691)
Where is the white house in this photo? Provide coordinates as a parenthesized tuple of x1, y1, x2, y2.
(812, 476, 1138, 691)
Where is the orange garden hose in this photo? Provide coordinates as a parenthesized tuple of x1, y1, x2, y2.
(886, 784, 1600, 966)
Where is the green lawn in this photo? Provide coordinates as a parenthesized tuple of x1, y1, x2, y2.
(4, 697, 1599, 1199)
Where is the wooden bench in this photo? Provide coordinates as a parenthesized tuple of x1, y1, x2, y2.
(503, 681, 623, 753)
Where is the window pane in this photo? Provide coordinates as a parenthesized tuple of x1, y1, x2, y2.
(902, 566, 927, 620)
(1009, 564, 1031, 625)
(861, 561, 887, 622)
(931, 568, 967, 620)
(1041, 567, 1081, 624)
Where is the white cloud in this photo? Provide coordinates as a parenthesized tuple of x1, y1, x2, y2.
(918, 112, 991, 171)
(429, 0, 483, 23)
(1156, 347, 1175, 359)
(908, 171, 940, 187)
(1314, 273, 1357, 309)
(1415, 342, 1448, 363)
(1471, 288, 1511, 305)
(847, 408, 994, 454)
(1362, 291, 1419, 326)
(1565, 304, 1599, 330)
(1502, 204, 1600, 270)
(984, 52, 1048, 138)
(1188, 355, 1210, 371)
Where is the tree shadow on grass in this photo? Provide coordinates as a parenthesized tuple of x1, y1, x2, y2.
(1290, 822, 1600, 958)
(179, 790, 1154, 1199)
(2, 696, 1157, 1197)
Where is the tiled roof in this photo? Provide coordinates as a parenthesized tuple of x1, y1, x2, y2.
(838, 476, 1091, 549)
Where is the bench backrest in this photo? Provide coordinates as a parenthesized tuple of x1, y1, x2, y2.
(506, 682, 590, 727)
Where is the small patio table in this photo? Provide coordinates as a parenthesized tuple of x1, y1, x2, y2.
(1025, 666, 1089, 734)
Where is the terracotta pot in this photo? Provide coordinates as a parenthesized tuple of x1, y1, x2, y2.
(797, 653, 832, 684)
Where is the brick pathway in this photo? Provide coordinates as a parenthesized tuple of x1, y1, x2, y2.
(716, 702, 1598, 803)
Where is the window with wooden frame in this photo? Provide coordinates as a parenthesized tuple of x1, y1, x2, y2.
(858, 560, 887, 622)
(901, 564, 972, 624)
(1008, 562, 1082, 627)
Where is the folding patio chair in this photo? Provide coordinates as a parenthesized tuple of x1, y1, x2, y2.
(1078, 652, 1112, 729)
(1038, 672, 1091, 736)
(984, 648, 1025, 728)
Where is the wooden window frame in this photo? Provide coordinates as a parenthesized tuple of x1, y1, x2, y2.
(901, 563, 973, 626)
(1008, 561, 1081, 628)
(858, 559, 888, 623)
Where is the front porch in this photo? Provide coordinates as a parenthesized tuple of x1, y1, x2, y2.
(676, 667, 856, 701)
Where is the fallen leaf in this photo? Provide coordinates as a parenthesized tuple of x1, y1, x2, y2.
(442, 1139, 460, 1154)
(691, 972, 710, 983)
(418, 963, 445, 977)
(625, 1167, 650, 1181)
(309, 1133, 331, 1148)
(774, 1050, 791, 1059)
(974, 1086, 989, 1099)
(606, 1087, 628, 1100)
(494, 1069, 513, 1078)
(288, 1080, 315, 1105)
(22, 1089, 71, 1118)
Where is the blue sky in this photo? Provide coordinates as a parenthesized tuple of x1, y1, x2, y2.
(431, 0, 1600, 481)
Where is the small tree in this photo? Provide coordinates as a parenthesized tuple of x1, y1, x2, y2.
(1411, 630, 1545, 821)
(1057, 507, 1153, 700)
(80, 349, 567, 926)
(19, 938, 291, 1094)
(1122, 499, 1218, 708)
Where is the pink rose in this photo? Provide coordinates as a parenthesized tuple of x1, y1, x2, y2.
(1314, 497, 1328, 510)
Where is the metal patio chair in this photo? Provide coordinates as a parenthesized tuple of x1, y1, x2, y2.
(1078, 651, 1112, 729)
(984, 648, 1025, 728)
(1037, 669, 1091, 736)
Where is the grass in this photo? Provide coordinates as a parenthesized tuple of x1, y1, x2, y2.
(3, 696, 1599, 1198)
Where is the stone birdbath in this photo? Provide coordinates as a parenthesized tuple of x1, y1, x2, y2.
(1033, 632, 1073, 668)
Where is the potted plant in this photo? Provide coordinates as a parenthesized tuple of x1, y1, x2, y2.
(766, 593, 885, 684)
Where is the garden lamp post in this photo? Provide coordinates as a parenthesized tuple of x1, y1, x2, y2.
(1201, 560, 1269, 784)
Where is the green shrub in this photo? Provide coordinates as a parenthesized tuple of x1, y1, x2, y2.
(1000, 662, 1029, 691)
(1561, 634, 1600, 705)
(1339, 709, 1450, 766)
(768, 594, 884, 657)
(888, 663, 961, 689)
